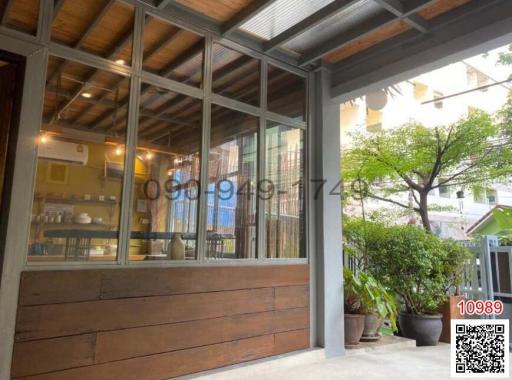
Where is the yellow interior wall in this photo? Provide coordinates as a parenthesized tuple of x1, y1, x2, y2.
(30, 140, 153, 256)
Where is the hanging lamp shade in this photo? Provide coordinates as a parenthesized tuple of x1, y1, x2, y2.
(366, 90, 388, 111)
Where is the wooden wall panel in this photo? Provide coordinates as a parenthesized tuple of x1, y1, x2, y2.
(15, 335, 276, 380)
(19, 270, 103, 306)
(12, 266, 310, 379)
(99, 265, 309, 299)
(18, 265, 309, 305)
(275, 285, 309, 310)
(274, 329, 310, 355)
(11, 335, 96, 378)
(16, 288, 274, 341)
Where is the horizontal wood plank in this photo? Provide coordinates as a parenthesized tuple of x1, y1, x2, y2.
(100, 265, 309, 299)
(275, 285, 309, 310)
(15, 335, 276, 380)
(18, 266, 309, 306)
(19, 270, 103, 306)
(274, 329, 310, 355)
(11, 334, 96, 378)
(95, 308, 309, 363)
(16, 288, 274, 341)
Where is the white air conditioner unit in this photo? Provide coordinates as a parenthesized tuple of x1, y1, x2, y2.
(38, 139, 89, 166)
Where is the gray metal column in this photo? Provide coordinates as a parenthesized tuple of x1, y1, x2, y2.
(310, 67, 344, 357)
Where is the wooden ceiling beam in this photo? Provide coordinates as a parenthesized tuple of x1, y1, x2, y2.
(68, 28, 193, 127)
(373, 0, 429, 33)
(298, 0, 438, 66)
(53, 0, 66, 19)
(0, 0, 14, 25)
(48, 0, 173, 125)
(73, 1, 117, 48)
(92, 40, 205, 130)
(264, 0, 362, 52)
(222, 0, 278, 35)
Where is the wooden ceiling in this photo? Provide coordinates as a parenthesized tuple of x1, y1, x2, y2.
(176, 0, 257, 22)
(0, 0, 483, 152)
(1, 0, 489, 68)
(324, 0, 472, 63)
(9, 0, 302, 156)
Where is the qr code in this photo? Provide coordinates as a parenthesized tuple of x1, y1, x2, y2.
(451, 319, 509, 378)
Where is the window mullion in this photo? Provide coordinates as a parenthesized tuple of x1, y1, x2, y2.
(258, 59, 268, 261)
(118, 5, 144, 265)
(197, 35, 213, 263)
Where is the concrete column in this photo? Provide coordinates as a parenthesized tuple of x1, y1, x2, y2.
(309, 67, 344, 357)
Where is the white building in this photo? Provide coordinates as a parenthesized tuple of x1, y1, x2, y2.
(341, 45, 512, 239)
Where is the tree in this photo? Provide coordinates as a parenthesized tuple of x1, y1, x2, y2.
(342, 111, 512, 232)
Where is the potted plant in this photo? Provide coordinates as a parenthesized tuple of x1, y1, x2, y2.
(343, 267, 366, 347)
(438, 239, 472, 342)
(358, 271, 398, 339)
(367, 225, 455, 346)
(343, 218, 398, 340)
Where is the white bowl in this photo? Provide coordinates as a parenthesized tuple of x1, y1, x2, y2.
(74, 215, 92, 224)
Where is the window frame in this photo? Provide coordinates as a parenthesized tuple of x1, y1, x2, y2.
(16, 0, 309, 270)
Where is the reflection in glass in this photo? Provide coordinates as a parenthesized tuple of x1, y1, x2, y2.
(4, 0, 39, 35)
(267, 65, 306, 121)
(130, 85, 202, 261)
(212, 44, 260, 106)
(208, 105, 258, 259)
(51, 0, 134, 65)
(28, 56, 129, 262)
(142, 16, 204, 87)
(265, 122, 305, 258)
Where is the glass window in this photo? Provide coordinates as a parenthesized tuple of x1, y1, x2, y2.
(3, 0, 39, 35)
(207, 105, 258, 259)
(129, 84, 202, 261)
(28, 56, 129, 262)
(51, 0, 134, 66)
(267, 65, 306, 121)
(212, 44, 260, 107)
(142, 16, 204, 88)
(265, 122, 305, 258)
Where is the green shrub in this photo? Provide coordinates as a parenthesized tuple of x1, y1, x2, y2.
(344, 218, 472, 315)
(343, 218, 388, 271)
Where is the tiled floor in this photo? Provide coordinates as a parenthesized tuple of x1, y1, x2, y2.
(190, 343, 511, 380)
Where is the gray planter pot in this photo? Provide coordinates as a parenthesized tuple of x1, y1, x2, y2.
(344, 314, 366, 346)
(398, 313, 442, 346)
(362, 314, 383, 337)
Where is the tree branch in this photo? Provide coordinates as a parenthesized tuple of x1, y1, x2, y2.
(366, 192, 419, 211)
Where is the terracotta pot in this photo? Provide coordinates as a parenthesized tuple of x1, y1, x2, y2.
(398, 313, 442, 346)
(439, 295, 465, 343)
(344, 314, 366, 346)
(362, 314, 383, 337)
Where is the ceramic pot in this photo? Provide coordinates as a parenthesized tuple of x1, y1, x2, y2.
(344, 314, 365, 346)
(169, 233, 185, 260)
(398, 313, 442, 346)
(362, 314, 383, 337)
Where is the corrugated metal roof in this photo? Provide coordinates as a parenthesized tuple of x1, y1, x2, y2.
(284, 0, 383, 53)
(239, 0, 335, 40)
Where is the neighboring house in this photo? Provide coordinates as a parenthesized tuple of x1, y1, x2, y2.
(467, 205, 512, 236)
(341, 45, 512, 239)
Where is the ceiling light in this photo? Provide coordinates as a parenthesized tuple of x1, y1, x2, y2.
(145, 151, 154, 160)
(39, 134, 49, 144)
(81, 92, 92, 98)
(115, 146, 123, 156)
(115, 59, 126, 65)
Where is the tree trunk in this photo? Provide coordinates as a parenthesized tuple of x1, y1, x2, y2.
(418, 192, 432, 232)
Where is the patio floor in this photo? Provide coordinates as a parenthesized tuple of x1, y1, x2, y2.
(190, 343, 511, 380)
